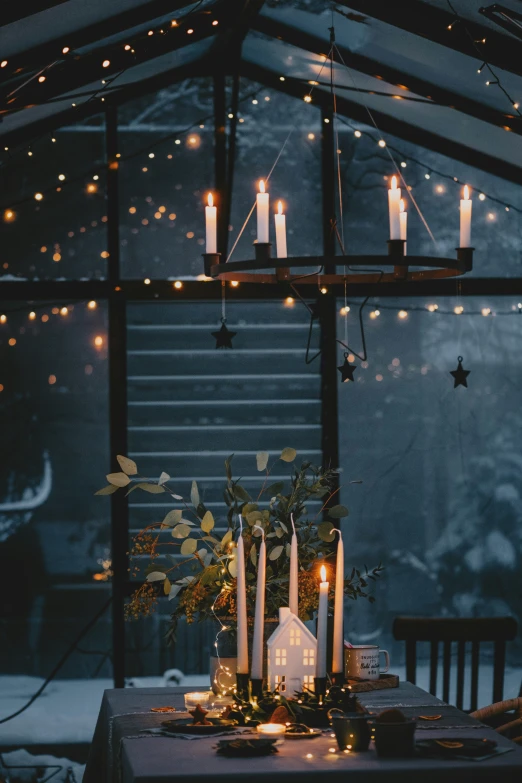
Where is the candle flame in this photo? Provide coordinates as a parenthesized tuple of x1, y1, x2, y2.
(207, 192, 213, 207)
(400, 198, 405, 213)
(259, 179, 265, 194)
(320, 565, 327, 582)
(277, 200, 283, 215)
(463, 185, 470, 200)
(391, 175, 397, 190)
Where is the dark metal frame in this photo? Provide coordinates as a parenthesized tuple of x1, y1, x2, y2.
(2, 61, 522, 689)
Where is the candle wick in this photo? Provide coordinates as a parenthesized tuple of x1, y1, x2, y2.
(253, 524, 265, 541)
(290, 513, 296, 535)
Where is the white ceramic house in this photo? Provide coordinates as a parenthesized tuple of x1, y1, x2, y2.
(266, 607, 318, 696)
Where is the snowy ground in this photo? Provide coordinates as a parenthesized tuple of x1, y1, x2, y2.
(0, 666, 521, 747)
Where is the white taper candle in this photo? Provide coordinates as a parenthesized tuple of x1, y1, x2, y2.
(388, 175, 401, 240)
(316, 565, 329, 680)
(289, 514, 298, 616)
(205, 192, 217, 254)
(274, 200, 287, 258)
(332, 530, 344, 674)
(250, 527, 266, 681)
(236, 517, 249, 674)
(460, 185, 472, 248)
(399, 198, 407, 256)
(256, 180, 269, 244)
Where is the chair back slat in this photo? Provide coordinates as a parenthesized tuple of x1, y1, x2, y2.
(405, 639, 417, 684)
(393, 616, 517, 711)
(429, 640, 438, 696)
(456, 641, 466, 710)
(493, 639, 507, 704)
(442, 641, 451, 703)
(471, 640, 480, 712)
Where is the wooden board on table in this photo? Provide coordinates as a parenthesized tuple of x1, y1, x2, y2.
(346, 673, 400, 692)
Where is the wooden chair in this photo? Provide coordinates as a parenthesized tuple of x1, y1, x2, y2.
(470, 697, 522, 744)
(392, 616, 518, 712)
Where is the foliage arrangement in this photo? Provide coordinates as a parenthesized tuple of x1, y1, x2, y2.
(97, 449, 383, 639)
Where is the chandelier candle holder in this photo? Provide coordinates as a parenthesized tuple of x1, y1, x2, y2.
(202, 180, 474, 285)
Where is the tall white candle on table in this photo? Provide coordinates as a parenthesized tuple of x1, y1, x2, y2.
(205, 192, 217, 254)
(332, 530, 344, 674)
(257, 180, 269, 244)
(289, 514, 298, 616)
(250, 527, 266, 681)
(316, 565, 329, 679)
(399, 198, 407, 256)
(274, 200, 287, 258)
(460, 185, 472, 248)
(388, 175, 401, 240)
(236, 517, 249, 674)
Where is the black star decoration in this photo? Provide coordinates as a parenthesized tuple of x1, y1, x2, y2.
(450, 356, 470, 388)
(337, 354, 357, 383)
(211, 321, 237, 349)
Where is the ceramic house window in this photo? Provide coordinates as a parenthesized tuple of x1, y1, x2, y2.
(275, 648, 287, 666)
(289, 628, 301, 645)
(275, 674, 287, 692)
(267, 607, 318, 696)
(303, 648, 315, 666)
(303, 674, 314, 690)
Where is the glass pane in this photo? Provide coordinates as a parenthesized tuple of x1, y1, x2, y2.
(124, 298, 321, 676)
(1, 115, 107, 280)
(229, 81, 323, 264)
(336, 122, 522, 277)
(0, 300, 110, 747)
(118, 78, 214, 280)
(337, 295, 522, 705)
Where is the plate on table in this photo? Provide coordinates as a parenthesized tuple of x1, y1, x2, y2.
(216, 738, 278, 757)
(416, 737, 497, 758)
(161, 718, 238, 735)
(285, 726, 323, 739)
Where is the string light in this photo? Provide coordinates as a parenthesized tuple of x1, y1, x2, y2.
(94, 335, 104, 347)
(0, 60, 7, 68)
(454, 305, 464, 315)
(62, 47, 70, 54)
(144, 278, 151, 285)
(58, 174, 65, 181)
(87, 301, 97, 310)
(102, 60, 110, 68)
(0, 315, 6, 324)
(230, 281, 239, 287)
(398, 310, 408, 319)
(303, 95, 312, 103)
(173, 280, 183, 289)
(60, 307, 68, 316)
(481, 307, 491, 316)
(38, 75, 46, 83)
(29, 311, 36, 320)
(378, 139, 386, 147)
(34, 192, 43, 201)
(427, 304, 438, 312)
(3, 209, 15, 222)
(478, 193, 486, 201)
(354, 130, 361, 138)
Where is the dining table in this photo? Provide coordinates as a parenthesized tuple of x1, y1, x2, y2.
(84, 681, 522, 782)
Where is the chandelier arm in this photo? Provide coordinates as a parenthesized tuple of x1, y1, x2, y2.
(305, 309, 322, 365)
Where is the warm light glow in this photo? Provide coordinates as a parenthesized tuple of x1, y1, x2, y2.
(60, 307, 68, 316)
(94, 335, 104, 347)
(144, 278, 151, 285)
(481, 307, 491, 316)
(1, 61, 7, 68)
(435, 184, 445, 194)
(259, 179, 265, 194)
(399, 198, 405, 213)
(398, 310, 408, 319)
(390, 175, 397, 190)
(277, 200, 283, 215)
(354, 130, 362, 138)
(479, 193, 486, 201)
(378, 139, 386, 147)
(58, 174, 65, 181)
(427, 304, 438, 312)
(463, 185, 470, 200)
(454, 305, 464, 315)
(208, 192, 213, 207)
(29, 311, 36, 320)
(3, 209, 15, 223)
(102, 60, 110, 68)
(88, 301, 97, 310)
(86, 183, 97, 194)
(284, 297, 295, 307)
(231, 281, 239, 287)
(304, 95, 312, 103)
(38, 75, 46, 83)
(8, 338, 15, 346)
(257, 724, 286, 736)
(34, 192, 43, 201)
(174, 280, 183, 289)
(320, 565, 327, 583)
(320, 286, 328, 294)
(0, 315, 6, 324)
(48, 374, 56, 385)
(62, 46, 70, 54)
(487, 212, 496, 221)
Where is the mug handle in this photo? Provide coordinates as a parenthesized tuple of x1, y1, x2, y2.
(380, 650, 390, 673)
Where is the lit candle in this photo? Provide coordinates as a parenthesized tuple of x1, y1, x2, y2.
(460, 185, 472, 248)
(251, 527, 266, 681)
(184, 691, 212, 710)
(236, 517, 249, 674)
(205, 192, 217, 254)
(274, 200, 287, 258)
(256, 723, 286, 737)
(332, 531, 344, 675)
(257, 179, 269, 244)
(388, 175, 401, 240)
(399, 198, 407, 256)
(316, 565, 329, 679)
(289, 514, 298, 616)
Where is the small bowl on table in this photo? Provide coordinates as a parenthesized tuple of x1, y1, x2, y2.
(331, 715, 371, 752)
(370, 709, 416, 758)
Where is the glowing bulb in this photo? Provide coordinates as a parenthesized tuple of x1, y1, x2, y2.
(187, 28, 194, 34)
(212, 19, 218, 25)
(320, 565, 327, 582)
(38, 75, 46, 83)
(303, 95, 312, 103)
(230, 281, 239, 287)
(354, 130, 362, 138)
(425, 173, 431, 179)
(0, 61, 7, 68)
(454, 305, 464, 315)
(102, 59, 110, 68)
(378, 139, 386, 147)
(481, 307, 491, 316)
(87, 301, 97, 310)
(398, 310, 408, 319)
(60, 307, 68, 316)
(3, 209, 15, 223)
(427, 304, 438, 312)
(58, 173, 65, 181)
(62, 46, 70, 54)
(34, 192, 43, 201)
(0, 314, 6, 324)
(124, 44, 131, 50)
(320, 286, 328, 294)
(479, 193, 486, 201)
(174, 280, 183, 289)
(285, 297, 295, 306)
(259, 179, 265, 194)
(144, 278, 151, 285)
(29, 311, 36, 320)
(435, 184, 445, 194)
(308, 133, 315, 140)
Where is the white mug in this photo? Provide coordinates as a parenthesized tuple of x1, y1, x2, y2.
(344, 645, 390, 681)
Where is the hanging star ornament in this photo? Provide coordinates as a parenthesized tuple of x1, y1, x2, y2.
(337, 353, 357, 383)
(211, 320, 237, 349)
(450, 356, 470, 388)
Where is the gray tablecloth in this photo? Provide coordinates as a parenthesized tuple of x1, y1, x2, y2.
(84, 682, 522, 783)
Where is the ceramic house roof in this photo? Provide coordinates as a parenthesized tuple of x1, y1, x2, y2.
(266, 607, 317, 649)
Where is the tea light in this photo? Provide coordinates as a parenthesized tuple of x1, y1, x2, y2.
(257, 723, 286, 738)
(184, 691, 212, 710)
